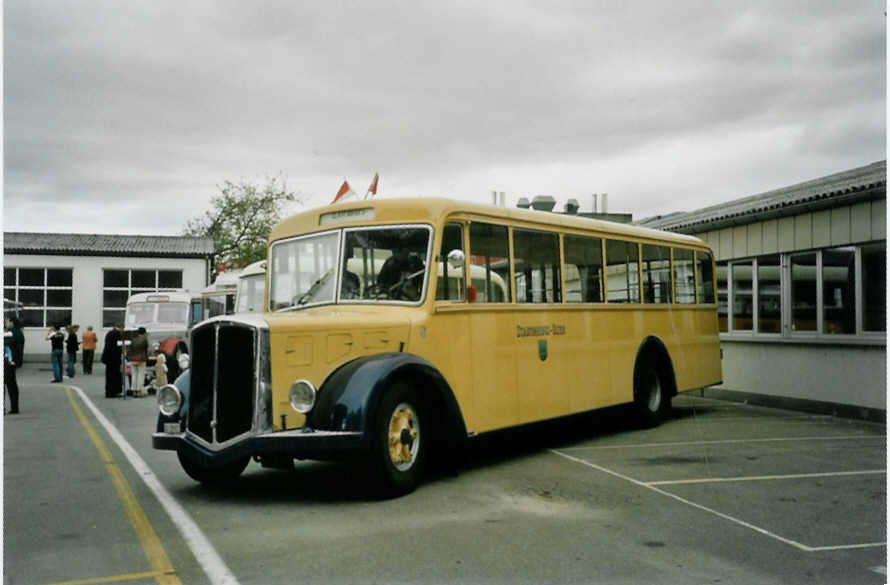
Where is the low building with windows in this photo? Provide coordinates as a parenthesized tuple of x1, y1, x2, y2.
(640, 160, 886, 419)
(3, 233, 214, 361)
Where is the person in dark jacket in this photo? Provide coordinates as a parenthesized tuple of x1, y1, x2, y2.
(4, 318, 22, 413)
(65, 325, 79, 379)
(46, 325, 65, 383)
(101, 325, 124, 397)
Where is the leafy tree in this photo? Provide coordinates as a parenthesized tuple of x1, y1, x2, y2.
(184, 176, 301, 275)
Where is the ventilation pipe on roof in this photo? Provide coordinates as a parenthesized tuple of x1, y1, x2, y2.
(591, 194, 598, 213)
(517, 197, 531, 209)
(564, 198, 580, 215)
(601, 193, 608, 213)
(531, 195, 556, 211)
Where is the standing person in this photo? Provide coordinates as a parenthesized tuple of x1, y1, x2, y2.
(153, 344, 168, 388)
(128, 327, 149, 397)
(65, 325, 80, 379)
(101, 325, 124, 397)
(10, 317, 25, 370)
(81, 326, 98, 374)
(46, 325, 64, 383)
(4, 323, 20, 414)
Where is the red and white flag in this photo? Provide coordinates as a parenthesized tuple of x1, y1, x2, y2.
(332, 180, 357, 204)
(365, 173, 379, 199)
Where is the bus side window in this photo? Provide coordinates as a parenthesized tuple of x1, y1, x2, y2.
(673, 248, 696, 304)
(642, 244, 672, 303)
(437, 223, 465, 301)
(696, 250, 715, 303)
(564, 234, 603, 303)
(605, 240, 640, 303)
(469, 223, 511, 303)
(514, 229, 561, 303)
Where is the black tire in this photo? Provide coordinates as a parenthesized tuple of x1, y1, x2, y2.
(369, 382, 427, 497)
(633, 362, 670, 428)
(177, 450, 249, 485)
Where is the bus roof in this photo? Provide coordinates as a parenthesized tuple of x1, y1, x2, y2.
(239, 260, 266, 279)
(126, 290, 193, 304)
(270, 197, 708, 248)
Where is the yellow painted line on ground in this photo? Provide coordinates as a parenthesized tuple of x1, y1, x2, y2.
(65, 388, 182, 585)
(37, 570, 172, 585)
(646, 469, 886, 486)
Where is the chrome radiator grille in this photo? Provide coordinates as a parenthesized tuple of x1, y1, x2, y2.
(188, 321, 257, 445)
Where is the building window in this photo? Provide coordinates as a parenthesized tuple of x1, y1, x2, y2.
(791, 253, 817, 332)
(822, 247, 856, 335)
(731, 261, 753, 331)
(102, 269, 183, 327)
(719, 241, 884, 340)
(717, 262, 728, 332)
(862, 243, 886, 332)
(3, 267, 73, 327)
(757, 255, 781, 334)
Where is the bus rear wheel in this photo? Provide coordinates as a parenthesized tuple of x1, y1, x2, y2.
(633, 363, 669, 428)
(370, 382, 427, 497)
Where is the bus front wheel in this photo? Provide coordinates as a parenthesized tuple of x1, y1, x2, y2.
(633, 363, 669, 428)
(177, 450, 249, 485)
(370, 382, 427, 497)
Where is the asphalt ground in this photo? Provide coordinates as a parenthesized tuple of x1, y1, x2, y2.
(3, 362, 886, 585)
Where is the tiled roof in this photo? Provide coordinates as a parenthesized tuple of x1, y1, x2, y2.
(3, 232, 215, 258)
(638, 160, 886, 233)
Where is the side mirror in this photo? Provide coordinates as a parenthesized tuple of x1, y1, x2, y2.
(446, 249, 465, 270)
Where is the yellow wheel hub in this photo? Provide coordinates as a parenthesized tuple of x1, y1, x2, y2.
(388, 403, 419, 469)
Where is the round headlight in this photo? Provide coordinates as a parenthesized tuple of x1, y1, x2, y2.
(157, 384, 183, 417)
(289, 379, 316, 414)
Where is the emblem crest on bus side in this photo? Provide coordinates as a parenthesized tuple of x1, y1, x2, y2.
(538, 339, 548, 361)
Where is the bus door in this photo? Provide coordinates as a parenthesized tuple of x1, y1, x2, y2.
(465, 222, 518, 432)
(512, 229, 570, 423)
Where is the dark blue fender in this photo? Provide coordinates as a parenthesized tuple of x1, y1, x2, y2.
(308, 352, 468, 451)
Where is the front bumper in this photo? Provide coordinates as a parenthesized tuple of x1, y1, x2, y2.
(152, 427, 365, 466)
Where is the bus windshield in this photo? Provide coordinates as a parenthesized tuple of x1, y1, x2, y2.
(126, 302, 189, 327)
(269, 226, 431, 310)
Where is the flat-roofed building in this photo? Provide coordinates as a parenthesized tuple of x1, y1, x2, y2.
(640, 160, 886, 419)
(3, 232, 214, 361)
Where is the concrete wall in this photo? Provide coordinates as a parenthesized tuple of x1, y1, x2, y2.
(720, 340, 886, 411)
(6, 253, 207, 360)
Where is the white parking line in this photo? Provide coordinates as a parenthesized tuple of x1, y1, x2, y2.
(69, 385, 242, 585)
(558, 435, 886, 451)
(646, 469, 886, 486)
(550, 449, 887, 553)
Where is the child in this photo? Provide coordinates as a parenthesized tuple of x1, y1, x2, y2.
(154, 348, 168, 387)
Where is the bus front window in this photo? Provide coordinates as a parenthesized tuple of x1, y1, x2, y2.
(270, 231, 341, 310)
(341, 227, 430, 302)
(126, 304, 155, 327)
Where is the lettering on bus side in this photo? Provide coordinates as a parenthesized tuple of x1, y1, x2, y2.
(516, 324, 566, 338)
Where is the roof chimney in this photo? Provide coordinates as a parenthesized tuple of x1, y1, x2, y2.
(531, 195, 556, 212)
(600, 193, 608, 213)
(564, 198, 579, 215)
(517, 197, 531, 209)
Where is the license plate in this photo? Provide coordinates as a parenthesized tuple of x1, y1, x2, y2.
(163, 422, 180, 434)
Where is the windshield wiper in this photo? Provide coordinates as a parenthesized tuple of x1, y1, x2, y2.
(295, 268, 334, 306)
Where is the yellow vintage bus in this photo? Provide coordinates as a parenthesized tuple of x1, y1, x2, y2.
(153, 198, 721, 495)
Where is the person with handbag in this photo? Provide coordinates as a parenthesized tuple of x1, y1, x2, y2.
(128, 327, 149, 397)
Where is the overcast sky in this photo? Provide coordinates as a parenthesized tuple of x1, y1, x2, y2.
(3, 1, 886, 235)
